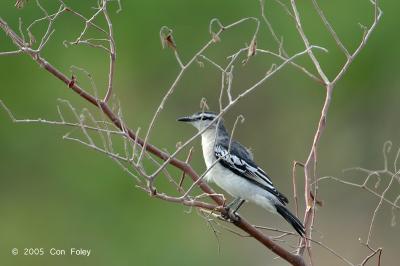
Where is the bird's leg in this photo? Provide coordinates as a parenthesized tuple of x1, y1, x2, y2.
(225, 197, 242, 209)
(232, 198, 245, 213)
(222, 197, 245, 222)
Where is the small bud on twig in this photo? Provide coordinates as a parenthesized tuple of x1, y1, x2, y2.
(266, 63, 277, 76)
(176, 141, 182, 149)
(200, 98, 209, 111)
(68, 75, 76, 88)
(28, 31, 36, 46)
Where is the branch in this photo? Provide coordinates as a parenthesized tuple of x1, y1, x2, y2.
(289, 0, 382, 256)
(101, 0, 116, 103)
(0, 15, 306, 266)
(290, 0, 330, 85)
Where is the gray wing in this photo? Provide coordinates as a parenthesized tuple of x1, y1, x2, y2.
(215, 143, 288, 204)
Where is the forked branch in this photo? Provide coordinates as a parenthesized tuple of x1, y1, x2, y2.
(0, 6, 306, 265)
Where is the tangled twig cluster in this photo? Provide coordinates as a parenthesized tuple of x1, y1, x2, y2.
(0, 0, 389, 265)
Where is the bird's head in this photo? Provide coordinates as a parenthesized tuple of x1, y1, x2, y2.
(177, 111, 220, 131)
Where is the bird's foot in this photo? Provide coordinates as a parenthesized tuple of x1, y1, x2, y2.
(221, 207, 241, 223)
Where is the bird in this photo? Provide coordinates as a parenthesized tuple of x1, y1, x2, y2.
(177, 111, 305, 236)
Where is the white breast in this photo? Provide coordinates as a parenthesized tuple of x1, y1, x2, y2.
(200, 129, 277, 213)
(201, 129, 217, 182)
(201, 129, 257, 196)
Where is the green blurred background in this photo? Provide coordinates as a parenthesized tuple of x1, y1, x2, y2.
(1, 0, 399, 265)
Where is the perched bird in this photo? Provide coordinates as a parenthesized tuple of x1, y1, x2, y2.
(177, 111, 305, 236)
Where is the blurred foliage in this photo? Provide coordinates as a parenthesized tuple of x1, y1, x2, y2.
(0, 0, 399, 265)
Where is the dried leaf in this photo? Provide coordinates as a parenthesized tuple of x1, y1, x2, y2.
(160, 27, 176, 50)
(212, 32, 220, 43)
(161, 33, 176, 50)
(165, 34, 176, 50)
(247, 38, 257, 57)
(209, 18, 223, 43)
(15, 0, 28, 9)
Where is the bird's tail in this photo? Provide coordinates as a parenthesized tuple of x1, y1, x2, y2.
(275, 204, 305, 236)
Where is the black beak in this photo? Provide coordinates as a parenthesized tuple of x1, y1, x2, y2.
(177, 116, 193, 122)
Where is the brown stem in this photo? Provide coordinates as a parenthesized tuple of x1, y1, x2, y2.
(298, 84, 333, 255)
(292, 0, 381, 258)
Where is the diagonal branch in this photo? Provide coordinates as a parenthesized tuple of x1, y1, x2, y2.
(310, 0, 350, 58)
(0, 16, 305, 266)
(290, 0, 330, 85)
